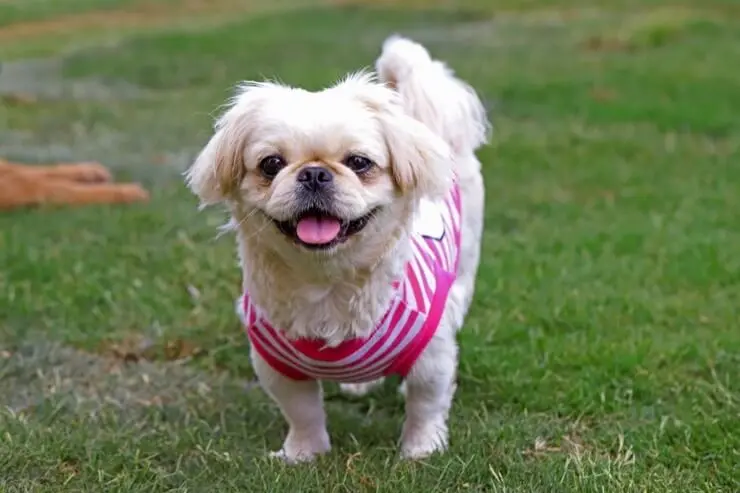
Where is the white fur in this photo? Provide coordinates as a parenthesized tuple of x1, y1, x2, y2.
(188, 35, 489, 462)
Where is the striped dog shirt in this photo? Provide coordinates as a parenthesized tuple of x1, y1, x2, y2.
(244, 183, 462, 383)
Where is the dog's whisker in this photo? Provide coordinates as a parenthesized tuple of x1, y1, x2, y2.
(215, 207, 266, 240)
(238, 214, 272, 241)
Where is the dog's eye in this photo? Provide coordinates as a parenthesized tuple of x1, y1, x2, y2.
(343, 154, 374, 174)
(258, 155, 286, 179)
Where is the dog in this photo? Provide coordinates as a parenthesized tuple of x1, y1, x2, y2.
(0, 158, 149, 210)
(186, 35, 490, 462)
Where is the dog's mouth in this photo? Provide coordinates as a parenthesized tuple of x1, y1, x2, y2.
(272, 208, 379, 250)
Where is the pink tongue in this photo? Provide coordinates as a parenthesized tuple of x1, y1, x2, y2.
(296, 216, 342, 245)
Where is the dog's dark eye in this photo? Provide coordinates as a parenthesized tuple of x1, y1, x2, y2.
(258, 155, 286, 179)
(343, 154, 374, 174)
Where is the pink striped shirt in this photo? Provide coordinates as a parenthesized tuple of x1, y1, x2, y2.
(244, 183, 462, 383)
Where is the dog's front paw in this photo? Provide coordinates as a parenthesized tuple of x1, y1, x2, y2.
(400, 419, 448, 460)
(339, 378, 385, 397)
(112, 183, 150, 203)
(270, 429, 330, 464)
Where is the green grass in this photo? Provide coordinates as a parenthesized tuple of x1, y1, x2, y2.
(1, 1, 739, 491)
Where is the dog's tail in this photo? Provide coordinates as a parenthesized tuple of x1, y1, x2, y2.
(376, 35, 491, 157)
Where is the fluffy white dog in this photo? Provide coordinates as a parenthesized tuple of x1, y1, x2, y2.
(186, 35, 490, 462)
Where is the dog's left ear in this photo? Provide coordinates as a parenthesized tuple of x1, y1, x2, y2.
(378, 106, 453, 199)
(342, 75, 453, 199)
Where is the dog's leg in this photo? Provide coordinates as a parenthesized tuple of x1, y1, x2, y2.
(4, 161, 113, 183)
(42, 182, 149, 206)
(0, 178, 149, 210)
(400, 328, 458, 459)
(36, 162, 113, 183)
(251, 350, 330, 463)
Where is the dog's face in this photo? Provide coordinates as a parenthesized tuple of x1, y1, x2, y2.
(186, 73, 452, 256)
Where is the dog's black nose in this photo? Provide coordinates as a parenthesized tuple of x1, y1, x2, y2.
(297, 166, 333, 191)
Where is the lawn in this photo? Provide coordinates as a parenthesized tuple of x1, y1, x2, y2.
(0, 0, 738, 491)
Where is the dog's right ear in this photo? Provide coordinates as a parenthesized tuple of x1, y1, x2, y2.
(185, 127, 243, 205)
(185, 82, 280, 205)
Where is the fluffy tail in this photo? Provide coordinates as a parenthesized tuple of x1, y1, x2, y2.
(375, 35, 491, 156)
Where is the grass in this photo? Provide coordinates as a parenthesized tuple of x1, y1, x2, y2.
(0, 0, 739, 491)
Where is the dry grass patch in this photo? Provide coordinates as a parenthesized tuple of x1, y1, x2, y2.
(582, 7, 723, 52)
(0, 0, 325, 42)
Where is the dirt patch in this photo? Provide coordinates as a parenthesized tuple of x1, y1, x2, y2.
(0, 0, 322, 42)
(99, 334, 205, 363)
(0, 58, 146, 101)
(0, 341, 256, 415)
(522, 432, 635, 469)
(581, 7, 724, 52)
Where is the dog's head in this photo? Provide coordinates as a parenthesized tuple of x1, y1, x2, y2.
(186, 72, 451, 258)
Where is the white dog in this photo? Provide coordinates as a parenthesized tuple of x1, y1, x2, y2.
(186, 35, 490, 462)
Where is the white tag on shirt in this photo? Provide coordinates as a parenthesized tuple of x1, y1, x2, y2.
(413, 198, 445, 240)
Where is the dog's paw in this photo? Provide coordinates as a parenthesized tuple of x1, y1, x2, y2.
(339, 378, 385, 397)
(113, 183, 150, 203)
(269, 448, 319, 464)
(400, 419, 448, 460)
(270, 430, 330, 464)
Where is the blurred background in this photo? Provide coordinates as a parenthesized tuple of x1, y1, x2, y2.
(0, 1, 738, 491)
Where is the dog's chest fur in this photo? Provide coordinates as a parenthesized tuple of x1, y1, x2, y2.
(237, 232, 410, 347)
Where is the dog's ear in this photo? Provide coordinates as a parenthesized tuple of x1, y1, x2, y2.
(185, 82, 277, 205)
(185, 127, 243, 205)
(338, 73, 453, 200)
(377, 107, 453, 199)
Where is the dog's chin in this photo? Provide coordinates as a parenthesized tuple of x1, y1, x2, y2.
(267, 207, 380, 252)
